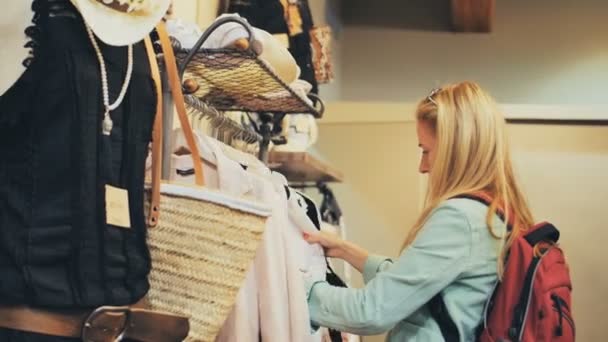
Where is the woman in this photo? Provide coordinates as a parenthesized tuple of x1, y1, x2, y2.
(303, 81, 535, 341)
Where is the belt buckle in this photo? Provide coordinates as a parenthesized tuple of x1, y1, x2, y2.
(81, 305, 131, 342)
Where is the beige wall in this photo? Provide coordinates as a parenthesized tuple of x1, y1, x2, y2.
(313, 105, 608, 341)
(340, 0, 608, 106)
(509, 124, 608, 342)
(172, 0, 221, 27)
(172, 0, 199, 23)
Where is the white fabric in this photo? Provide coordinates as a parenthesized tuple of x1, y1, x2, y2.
(281, 182, 326, 282)
(213, 145, 314, 342)
(172, 134, 290, 341)
(200, 14, 264, 54)
(173, 135, 317, 341)
(165, 18, 204, 50)
(267, 180, 309, 342)
(170, 153, 220, 188)
(158, 182, 269, 216)
(272, 114, 319, 152)
(166, 15, 265, 53)
(195, 138, 289, 342)
(71, 0, 171, 46)
(267, 173, 317, 342)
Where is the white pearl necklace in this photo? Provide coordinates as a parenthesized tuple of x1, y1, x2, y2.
(85, 24, 134, 136)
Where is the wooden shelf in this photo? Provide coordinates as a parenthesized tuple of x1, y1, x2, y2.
(268, 151, 344, 183)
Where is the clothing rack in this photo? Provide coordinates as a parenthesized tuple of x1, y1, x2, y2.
(159, 15, 325, 174)
(184, 94, 263, 144)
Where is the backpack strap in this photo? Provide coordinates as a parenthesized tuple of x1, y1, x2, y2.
(428, 295, 460, 342)
(524, 222, 560, 245)
(429, 193, 507, 341)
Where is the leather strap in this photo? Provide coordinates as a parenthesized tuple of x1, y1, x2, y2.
(0, 298, 189, 342)
(155, 23, 205, 186)
(144, 37, 163, 228)
(145, 24, 206, 227)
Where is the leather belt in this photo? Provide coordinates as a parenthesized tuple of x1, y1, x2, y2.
(0, 298, 189, 342)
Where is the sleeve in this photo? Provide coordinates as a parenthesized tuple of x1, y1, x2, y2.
(362, 255, 393, 284)
(307, 202, 474, 336)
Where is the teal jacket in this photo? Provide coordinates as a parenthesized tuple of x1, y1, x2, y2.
(307, 198, 505, 341)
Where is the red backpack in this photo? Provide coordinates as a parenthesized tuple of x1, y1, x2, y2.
(431, 194, 575, 342)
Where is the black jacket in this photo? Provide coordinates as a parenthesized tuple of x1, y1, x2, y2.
(0, 1, 153, 308)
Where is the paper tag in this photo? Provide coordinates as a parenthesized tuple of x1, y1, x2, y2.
(106, 185, 131, 229)
(273, 33, 290, 49)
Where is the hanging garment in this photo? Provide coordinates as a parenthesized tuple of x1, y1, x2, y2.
(271, 175, 327, 342)
(206, 141, 316, 342)
(281, 184, 326, 281)
(272, 113, 318, 152)
(171, 135, 322, 342)
(164, 18, 205, 50)
(170, 136, 292, 342)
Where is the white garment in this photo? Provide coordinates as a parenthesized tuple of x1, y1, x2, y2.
(270, 181, 311, 342)
(269, 173, 322, 342)
(272, 113, 319, 152)
(201, 14, 264, 54)
(166, 15, 263, 53)
(281, 182, 327, 282)
(213, 143, 314, 342)
(145, 129, 220, 188)
(172, 135, 317, 341)
(205, 138, 292, 342)
(165, 18, 204, 50)
(170, 133, 276, 341)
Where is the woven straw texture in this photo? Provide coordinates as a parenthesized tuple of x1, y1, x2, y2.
(145, 190, 267, 341)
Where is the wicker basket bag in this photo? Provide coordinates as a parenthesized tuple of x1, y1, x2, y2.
(143, 25, 270, 341)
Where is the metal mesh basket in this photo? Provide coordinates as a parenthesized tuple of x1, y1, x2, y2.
(173, 16, 324, 117)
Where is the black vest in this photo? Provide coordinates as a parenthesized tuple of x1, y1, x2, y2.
(0, 1, 153, 308)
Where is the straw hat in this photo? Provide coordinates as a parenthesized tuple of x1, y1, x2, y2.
(0, 1, 32, 95)
(70, 0, 171, 46)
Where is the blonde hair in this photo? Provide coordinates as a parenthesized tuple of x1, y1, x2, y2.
(403, 81, 534, 276)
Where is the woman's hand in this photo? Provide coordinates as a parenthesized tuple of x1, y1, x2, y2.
(304, 231, 369, 273)
(303, 231, 346, 258)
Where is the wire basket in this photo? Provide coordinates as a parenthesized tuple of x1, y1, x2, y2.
(173, 17, 324, 117)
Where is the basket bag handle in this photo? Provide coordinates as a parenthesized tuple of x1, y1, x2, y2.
(144, 23, 206, 228)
